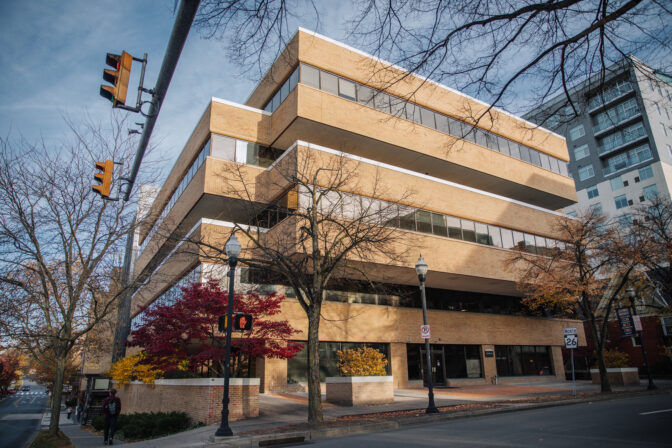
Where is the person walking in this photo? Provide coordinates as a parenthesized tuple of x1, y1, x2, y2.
(66, 406, 73, 419)
(76, 403, 83, 423)
(102, 388, 121, 445)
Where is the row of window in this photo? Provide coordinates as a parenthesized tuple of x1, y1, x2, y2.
(139, 141, 211, 253)
(407, 344, 483, 381)
(495, 345, 555, 377)
(593, 97, 640, 134)
(386, 206, 561, 256)
(139, 135, 286, 255)
(287, 343, 554, 383)
(287, 342, 389, 383)
(211, 134, 285, 168)
(587, 79, 633, 110)
(597, 121, 646, 155)
(614, 184, 659, 210)
(577, 144, 652, 181)
(263, 63, 570, 177)
(603, 143, 652, 175)
(130, 265, 201, 330)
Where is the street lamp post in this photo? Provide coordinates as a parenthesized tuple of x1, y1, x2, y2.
(215, 233, 242, 437)
(415, 255, 439, 414)
(626, 287, 656, 391)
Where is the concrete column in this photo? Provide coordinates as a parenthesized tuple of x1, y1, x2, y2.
(389, 343, 408, 388)
(550, 346, 566, 380)
(256, 357, 287, 393)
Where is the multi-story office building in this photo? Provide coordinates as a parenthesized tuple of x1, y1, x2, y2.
(525, 57, 672, 222)
(128, 29, 582, 392)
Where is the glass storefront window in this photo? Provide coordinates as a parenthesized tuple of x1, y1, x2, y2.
(406, 344, 483, 381)
(287, 342, 389, 383)
(495, 345, 554, 376)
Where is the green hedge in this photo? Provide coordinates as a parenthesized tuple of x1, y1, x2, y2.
(90, 412, 192, 439)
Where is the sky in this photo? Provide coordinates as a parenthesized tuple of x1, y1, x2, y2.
(0, 0, 351, 180)
(2, 1, 670, 186)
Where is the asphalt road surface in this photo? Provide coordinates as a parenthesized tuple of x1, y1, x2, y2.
(0, 380, 48, 448)
(309, 393, 671, 447)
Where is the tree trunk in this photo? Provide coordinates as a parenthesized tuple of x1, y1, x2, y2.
(586, 311, 611, 393)
(306, 305, 323, 424)
(48, 356, 66, 435)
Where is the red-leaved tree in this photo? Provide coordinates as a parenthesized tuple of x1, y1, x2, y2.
(129, 280, 302, 376)
(0, 351, 21, 393)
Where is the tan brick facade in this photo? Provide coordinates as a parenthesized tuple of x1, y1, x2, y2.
(115, 378, 259, 425)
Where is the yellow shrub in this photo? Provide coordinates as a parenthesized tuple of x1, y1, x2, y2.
(337, 347, 388, 376)
(108, 353, 163, 385)
(595, 349, 631, 368)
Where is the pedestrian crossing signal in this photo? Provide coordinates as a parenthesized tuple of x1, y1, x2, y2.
(218, 313, 253, 332)
(234, 314, 253, 331)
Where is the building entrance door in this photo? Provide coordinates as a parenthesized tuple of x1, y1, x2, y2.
(420, 347, 446, 387)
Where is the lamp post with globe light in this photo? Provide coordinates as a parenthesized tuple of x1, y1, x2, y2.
(215, 233, 242, 437)
(415, 255, 439, 414)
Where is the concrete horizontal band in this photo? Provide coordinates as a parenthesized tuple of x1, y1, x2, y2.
(150, 377, 260, 386)
(589, 368, 638, 373)
(325, 376, 394, 384)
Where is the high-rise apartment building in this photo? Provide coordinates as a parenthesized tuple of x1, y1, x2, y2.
(128, 29, 581, 392)
(525, 57, 672, 222)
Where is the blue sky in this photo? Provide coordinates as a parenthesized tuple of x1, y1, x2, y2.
(2, 1, 669, 184)
(0, 0, 351, 178)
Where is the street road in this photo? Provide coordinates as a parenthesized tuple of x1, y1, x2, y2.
(0, 380, 48, 448)
(311, 393, 671, 447)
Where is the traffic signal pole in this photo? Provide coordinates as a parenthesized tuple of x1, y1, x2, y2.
(109, 0, 201, 364)
(122, 0, 201, 201)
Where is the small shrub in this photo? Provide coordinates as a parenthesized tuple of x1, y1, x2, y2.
(337, 347, 388, 376)
(162, 369, 199, 379)
(91, 415, 105, 431)
(595, 349, 631, 368)
(108, 353, 164, 385)
(118, 411, 191, 440)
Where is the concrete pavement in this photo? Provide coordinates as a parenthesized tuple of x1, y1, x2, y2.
(57, 379, 672, 448)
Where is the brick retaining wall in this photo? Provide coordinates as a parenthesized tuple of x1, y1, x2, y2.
(115, 378, 259, 424)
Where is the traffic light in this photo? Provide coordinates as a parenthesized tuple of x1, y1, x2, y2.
(233, 314, 253, 331)
(218, 314, 253, 332)
(100, 51, 132, 107)
(93, 160, 114, 198)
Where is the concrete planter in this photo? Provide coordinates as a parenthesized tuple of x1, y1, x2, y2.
(326, 376, 394, 406)
(114, 377, 259, 424)
(590, 368, 639, 386)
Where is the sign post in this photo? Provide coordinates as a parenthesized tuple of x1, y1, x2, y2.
(420, 325, 430, 340)
(564, 327, 578, 397)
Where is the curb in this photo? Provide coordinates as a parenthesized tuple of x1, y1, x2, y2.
(206, 388, 671, 447)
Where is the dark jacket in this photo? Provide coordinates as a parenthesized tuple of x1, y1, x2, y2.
(102, 396, 121, 417)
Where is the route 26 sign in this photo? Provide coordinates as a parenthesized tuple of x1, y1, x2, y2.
(564, 327, 578, 349)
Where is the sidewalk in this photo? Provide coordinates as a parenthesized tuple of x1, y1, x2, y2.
(58, 379, 672, 448)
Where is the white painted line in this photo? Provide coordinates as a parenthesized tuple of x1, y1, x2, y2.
(639, 408, 672, 415)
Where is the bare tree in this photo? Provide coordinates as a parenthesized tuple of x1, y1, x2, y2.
(0, 115, 153, 435)
(510, 210, 636, 392)
(629, 195, 672, 305)
(350, 0, 672, 123)
(171, 146, 411, 423)
(195, 0, 320, 76)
